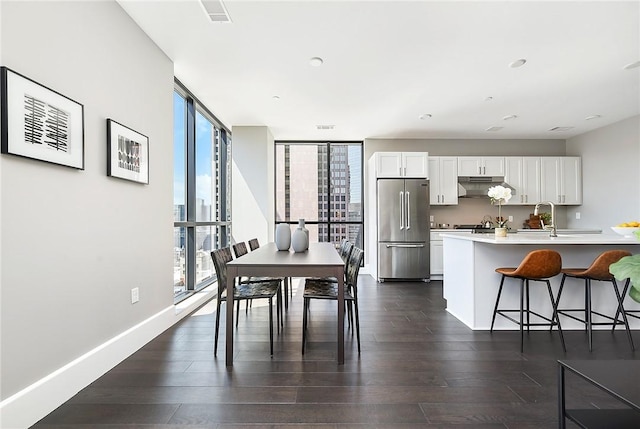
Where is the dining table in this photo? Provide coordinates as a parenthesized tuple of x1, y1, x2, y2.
(225, 241, 346, 366)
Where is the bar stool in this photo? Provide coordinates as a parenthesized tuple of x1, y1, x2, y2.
(490, 249, 566, 352)
(555, 250, 634, 351)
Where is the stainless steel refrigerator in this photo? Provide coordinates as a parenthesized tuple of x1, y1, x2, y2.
(377, 178, 430, 281)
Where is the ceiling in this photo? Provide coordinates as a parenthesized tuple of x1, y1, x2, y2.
(118, 0, 640, 141)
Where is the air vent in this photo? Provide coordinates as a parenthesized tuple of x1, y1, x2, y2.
(549, 126, 574, 132)
(199, 0, 232, 23)
(485, 126, 503, 132)
(316, 125, 335, 130)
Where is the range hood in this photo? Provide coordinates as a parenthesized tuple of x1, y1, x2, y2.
(457, 176, 516, 198)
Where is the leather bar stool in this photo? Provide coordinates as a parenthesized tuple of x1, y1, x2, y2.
(555, 250, 634, 351)
(490, 249, 566, 352)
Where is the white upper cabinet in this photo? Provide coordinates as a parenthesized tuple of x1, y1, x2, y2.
(375, 152, 428, 178)
(457, 156, 505, 176)
(428, 156, 458, 205)
(540, 157, 582, 205)
(504, 157, 541, 205)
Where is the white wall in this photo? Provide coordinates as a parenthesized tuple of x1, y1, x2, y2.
(566, 115, 640, 230)
(1, 0, 176, 426)
(231, 126, 275, 244)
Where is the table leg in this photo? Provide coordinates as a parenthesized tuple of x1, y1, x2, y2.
(226, 266, 237, 366)
(337, 266, 344, 364)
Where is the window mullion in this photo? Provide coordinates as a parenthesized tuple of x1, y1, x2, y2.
(185, 97, 196, 291)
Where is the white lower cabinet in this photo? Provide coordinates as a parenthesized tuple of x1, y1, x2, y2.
(430, 232, 444, 276)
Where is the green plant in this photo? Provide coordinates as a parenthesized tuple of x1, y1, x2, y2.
(539, 212, 552, 226)
(609, 230, 640, 303)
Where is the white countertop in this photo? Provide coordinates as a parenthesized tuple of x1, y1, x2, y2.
(440, 232, 640, 245)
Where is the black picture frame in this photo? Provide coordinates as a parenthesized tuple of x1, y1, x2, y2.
(106, 119, 149, 184)
(0, 66, 85, 169)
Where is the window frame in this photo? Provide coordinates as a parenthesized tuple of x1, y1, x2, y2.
(174, 79, 232, 303)
(273, 140, 364, 251)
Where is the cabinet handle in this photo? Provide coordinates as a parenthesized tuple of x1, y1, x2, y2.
(483, 166, 486, 175)
(441, 194, 444, 203)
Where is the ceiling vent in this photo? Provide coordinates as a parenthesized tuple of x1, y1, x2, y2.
(316, 125, 335, 130)
(549, 126, 574, 132)
(199, 0, 232, 23)
(485, 126, 504, 132)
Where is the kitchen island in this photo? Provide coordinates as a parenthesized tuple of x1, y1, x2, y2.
(442, 232, 640, 330)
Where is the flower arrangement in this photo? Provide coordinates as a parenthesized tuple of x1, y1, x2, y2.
(487, 185, 512, 228)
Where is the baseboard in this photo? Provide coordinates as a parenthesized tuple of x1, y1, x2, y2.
(0, 287, 215, 429)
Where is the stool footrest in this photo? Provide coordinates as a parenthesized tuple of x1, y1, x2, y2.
(496, 309, 559, 328)
(557, 309, 627, 326)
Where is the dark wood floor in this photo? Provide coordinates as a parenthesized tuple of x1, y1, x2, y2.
(32, 276, 639, 428)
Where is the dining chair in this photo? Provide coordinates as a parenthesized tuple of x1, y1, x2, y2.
(302, 246, 364, 354)
(233, 241, 285, 319)
(306, 239, 353, 283)
(210, 247, 282, 356)
(242, 238, 293, 309)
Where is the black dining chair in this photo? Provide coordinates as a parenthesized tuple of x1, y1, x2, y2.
(210, 247, 282, 356)
(302, 246, 364, 354)
(241, 239, 293, 309)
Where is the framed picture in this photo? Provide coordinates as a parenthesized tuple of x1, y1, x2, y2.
(1, 66, 84, 169)
(106, 119, 149, 184)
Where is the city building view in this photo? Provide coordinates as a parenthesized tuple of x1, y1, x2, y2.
(275, 143, 363, 249)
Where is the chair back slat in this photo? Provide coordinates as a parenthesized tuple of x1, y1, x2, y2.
(345, 246, 364, 288)
(232, 242, 248, 258)
(211, 247, 233, 296)
(248, 238, 260, 251)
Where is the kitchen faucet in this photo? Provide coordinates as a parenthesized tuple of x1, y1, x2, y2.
(534, 201, 557, 237)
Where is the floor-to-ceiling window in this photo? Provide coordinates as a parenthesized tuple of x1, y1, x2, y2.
(174, 81, 231, 302)
(275, 142, 363, 249)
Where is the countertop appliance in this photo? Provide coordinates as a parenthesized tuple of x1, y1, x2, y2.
(377, 178, 430, 281)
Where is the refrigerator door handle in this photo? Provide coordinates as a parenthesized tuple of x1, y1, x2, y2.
(385, 244, 425, 248)
(406, 191, 411, 230)
(399, 191, 404, 230)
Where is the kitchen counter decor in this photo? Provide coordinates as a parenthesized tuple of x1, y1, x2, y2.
(487, 185, 512, 237)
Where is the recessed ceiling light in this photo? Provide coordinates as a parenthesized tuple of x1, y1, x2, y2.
(272, 95, 280, 100)
(309, 57, 324, 67)
(486, 126, 503, 132)
(419, 114, 432, 120)
(585, 115, 601, 120)
(485, 96, 493, 102)
(623, 60, 640, 70)
(502, 114, 518, 121)
(509, 58, 527, 68)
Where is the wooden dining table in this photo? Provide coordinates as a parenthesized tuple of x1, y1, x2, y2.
(225, 242, 346, 366)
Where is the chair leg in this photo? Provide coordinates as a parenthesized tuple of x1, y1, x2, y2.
(526, 280, 531, 333)
(269, 297, 274, 357)
(354, 292, 360, 353)
(214, 301, 222, 357)
(490, 275, 506, 332)
(553, 275, 567, 333)
(302, 297, 308, 354)
(284, 277, 289, 310)
(612, 279, 635, 351)
(520, 279, 525, 353)
(586, 279, 593, 351)
(236, 299, 241, 327)
(546, 279, 566, 352)
(612, 279, 631, 332)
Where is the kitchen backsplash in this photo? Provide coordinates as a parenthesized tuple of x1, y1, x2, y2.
(429, 198, 568, 229)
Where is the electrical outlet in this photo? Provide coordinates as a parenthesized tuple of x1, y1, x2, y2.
(576, 212, 581, 220)
(430, 215, 434, 222)
(131, 287, 139, 304)
(508, 215, 513, 222)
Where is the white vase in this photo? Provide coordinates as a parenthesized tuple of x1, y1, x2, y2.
(495, 227, 507, 238)
(292, 219, 309, 252)
(275, 223, 291, 250)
